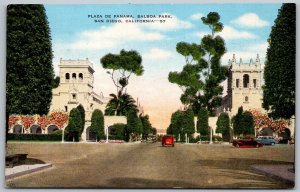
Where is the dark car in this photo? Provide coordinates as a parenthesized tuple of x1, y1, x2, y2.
(256, 136, 276, 145)
(162, 135, 175, 147)
(232, 138, 263, 148)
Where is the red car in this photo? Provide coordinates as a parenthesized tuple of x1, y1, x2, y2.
(162, 135, 175, 147)
(232, 138, 263, 148)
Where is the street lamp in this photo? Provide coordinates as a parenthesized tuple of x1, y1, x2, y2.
(105, 126, 109, 143)
(61, 126, 66, 143)
(209, 127, 213, 144)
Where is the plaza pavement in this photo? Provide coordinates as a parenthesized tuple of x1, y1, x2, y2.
(5, 142, 295, 188)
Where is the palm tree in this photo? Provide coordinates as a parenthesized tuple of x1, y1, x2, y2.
(104, 91, 138, 116)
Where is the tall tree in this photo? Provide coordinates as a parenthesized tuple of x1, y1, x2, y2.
(216, 112, 230, 141)
(197, 107, 209, 136)
(100, 49, 144, 95)
(7, 5, 55, 143)
(90, 109, 105, 140)
(263, 3, 295, 119)
(168, 12, 227, 114)
(7, 5, 55, 115)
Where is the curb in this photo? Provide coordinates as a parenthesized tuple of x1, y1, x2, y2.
(250, 165, 295, 185)
(5, 164, 52, 180)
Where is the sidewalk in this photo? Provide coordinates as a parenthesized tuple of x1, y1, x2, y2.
(5, 164, 52, 180)
(250, 164, 295, 185)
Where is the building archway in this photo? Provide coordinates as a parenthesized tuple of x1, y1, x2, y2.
(86, 126, 97, 141)
(260, 127, 274, 136)
(13, 125, 22, 133)
(30, 125, 42, 134)
(48, 125, 59, 134)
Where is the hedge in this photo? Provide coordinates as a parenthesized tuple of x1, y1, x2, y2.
(7, 133, 61, 141)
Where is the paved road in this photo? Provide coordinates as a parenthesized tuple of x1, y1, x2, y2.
(6, 142, 294, 188)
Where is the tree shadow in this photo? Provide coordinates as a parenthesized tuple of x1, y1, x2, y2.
(102, 177, 198, 188)
(23, 158, 46, 165)
(194, 158, 293, 188)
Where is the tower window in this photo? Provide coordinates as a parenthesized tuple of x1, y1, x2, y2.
(72, 73, 76, 79)
(72, 94, 76, 100)
(236, 79, 240, 88)
(243, 74, 249, 88)
(65, 106, 68, 112)
(79, 73, 83, 80)
(253, 79, 257, 88)
(245, 96, 249, 102)
(65, 73, 70, 80)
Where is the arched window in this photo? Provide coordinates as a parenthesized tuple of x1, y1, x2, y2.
(245, 96, 249, 102)
(79, 73, 83, 80)
(72, 73, 76, 80)
(65, 73, 70, 80)
(243, 74, 249, 88)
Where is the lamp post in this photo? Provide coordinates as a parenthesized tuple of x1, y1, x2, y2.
(61, 125, 67, 143)
(209, 127, 213, 144)
(105, 126, 109, 143)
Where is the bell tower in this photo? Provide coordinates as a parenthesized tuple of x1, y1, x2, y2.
(225, 54, 264, 114)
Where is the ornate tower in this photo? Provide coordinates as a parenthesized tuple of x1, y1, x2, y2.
(224, 54, 264, 114)
(50, 58, 104, 119)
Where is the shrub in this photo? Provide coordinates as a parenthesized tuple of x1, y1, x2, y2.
(197, 108, 209, 136)
(91, 109, 105, 140)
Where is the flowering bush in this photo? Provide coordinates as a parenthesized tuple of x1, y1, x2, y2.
(9, 111, 69, 131)
(48, 111, 69, 128)
(21, 115, 35, 130)
(37, 115, 50, 130)
(8, 115, 20, 128)
(248, 109, 288, 133)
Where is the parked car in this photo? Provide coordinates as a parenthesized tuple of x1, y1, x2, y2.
(162, 135, 175, 147)
(232, 138, 263, 148)
(256, 136, 276, 145)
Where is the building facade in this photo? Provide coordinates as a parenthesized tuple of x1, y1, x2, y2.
(50, 58, 126, 141)
(221, 54, 264, 114)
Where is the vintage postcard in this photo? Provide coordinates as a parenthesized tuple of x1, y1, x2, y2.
(5, 3, 295, 189)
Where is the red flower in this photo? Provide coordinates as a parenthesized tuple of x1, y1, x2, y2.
(8, 115, 20, 128)
(21, 115, 35, 129)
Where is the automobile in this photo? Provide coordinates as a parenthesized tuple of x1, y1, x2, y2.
(255, 136, 276, 145)
(232, 138, 263, 148)
(162, 135, 175, 147)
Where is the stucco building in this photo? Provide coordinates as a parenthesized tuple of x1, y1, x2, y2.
(50, 58, 126, 141)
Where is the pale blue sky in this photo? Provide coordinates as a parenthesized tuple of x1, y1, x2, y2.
(45, 4, 281, 129)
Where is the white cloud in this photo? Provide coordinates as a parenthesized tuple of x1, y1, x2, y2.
(196, 26, 257, 40)
(141, 13, 193, 31)
(68, 22, 164, 50)
(190, 13, 204, 20)
(143, 48, 174, 60)
(232, 13, 270, 28)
